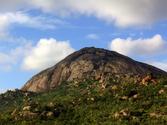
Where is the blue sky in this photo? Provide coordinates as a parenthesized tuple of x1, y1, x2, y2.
(0, 0, 167, 93)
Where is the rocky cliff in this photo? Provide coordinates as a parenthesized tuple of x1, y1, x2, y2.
(22, 47, 167, 92)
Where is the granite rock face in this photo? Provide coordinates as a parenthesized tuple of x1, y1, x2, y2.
(22, 47, 167, 92)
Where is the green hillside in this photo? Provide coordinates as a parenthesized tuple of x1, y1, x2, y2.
(0, 78, 167, 125)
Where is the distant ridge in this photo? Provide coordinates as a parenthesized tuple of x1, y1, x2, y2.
(22, 47, 167, 92)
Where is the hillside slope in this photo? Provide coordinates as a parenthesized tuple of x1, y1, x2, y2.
(1, 47, 167, 125)
(22, 47, 167, 92)
(0, 78, 167, 125)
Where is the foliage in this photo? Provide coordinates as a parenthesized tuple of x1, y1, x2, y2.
(0, 78, 167, 125)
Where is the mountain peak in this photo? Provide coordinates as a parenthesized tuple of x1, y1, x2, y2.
(22, 47, 167, 92)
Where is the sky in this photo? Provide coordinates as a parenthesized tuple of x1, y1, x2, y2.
(0, 0, 167, 93)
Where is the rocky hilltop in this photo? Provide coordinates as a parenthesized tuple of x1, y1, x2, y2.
(22, 47, 167, 92)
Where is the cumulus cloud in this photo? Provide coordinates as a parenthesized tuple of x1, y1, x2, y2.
(0, 0, 167, 27)
(109, 34, 167, 56)
(0, 0, 25, 12)
(0, 38, 75, 72)
(0, 88, 7, 94)
(0, 42, 32, 71)
(22, 38, 75, 71)
(0, 12, 64, 37)
(0, 53, 12, 65)
(28, 0, 167, 27)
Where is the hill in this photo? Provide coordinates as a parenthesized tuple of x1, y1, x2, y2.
(0, 47, 167, 125)
(22, 47, 167, 92)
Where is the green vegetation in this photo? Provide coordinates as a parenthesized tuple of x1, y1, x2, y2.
(0, 78, 167, 125)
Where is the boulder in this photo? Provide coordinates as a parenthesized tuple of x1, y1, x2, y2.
(23, 106, 31, 111)
(46, 112, 54, 118)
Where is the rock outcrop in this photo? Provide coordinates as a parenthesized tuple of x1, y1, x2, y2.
(22, 47, 167, 92)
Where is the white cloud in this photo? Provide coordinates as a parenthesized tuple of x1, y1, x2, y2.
(109, 34, 167, 71)
(86, 33, 99, 40)
(0, 88, 7, 94)
(0, 53, 12, 64)
(0, 12, 63, 37)
(27, 0, 167, 27)
(0, 0, 167, 27)
(109, 34, 167, 56)
(0, 37, 75, 72)
(22, 38, 75, 71)
(0, 88, 16, 94)
(0, 0, 25, 12)
(0, 42, 32, 71)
